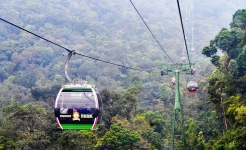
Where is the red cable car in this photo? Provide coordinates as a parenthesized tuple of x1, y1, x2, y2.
(172, 77, 176, 86)
(187, 81, 198, 93)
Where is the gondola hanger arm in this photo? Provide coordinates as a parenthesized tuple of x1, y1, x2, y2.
(64, 50, 75, 83)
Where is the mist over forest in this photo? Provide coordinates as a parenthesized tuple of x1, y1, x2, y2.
(0, 0, 246, 149)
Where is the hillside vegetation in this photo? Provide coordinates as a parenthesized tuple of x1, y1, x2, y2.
(0, 0, 246, 149)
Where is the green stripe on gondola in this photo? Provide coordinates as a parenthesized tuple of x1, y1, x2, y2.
(62, 88, 92, 92)
(61, 124, 98, 130)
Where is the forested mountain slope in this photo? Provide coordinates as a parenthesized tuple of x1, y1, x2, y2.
(202, 9, 246, 149)
(0, 0, 245, 149)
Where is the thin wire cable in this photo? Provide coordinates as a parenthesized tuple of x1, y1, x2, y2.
(75, 52, 148, 72)
(0, 18, 72, 53)
(0, 17, 154, 73)
(190, 0, 194, 63)
(176, 0, 192, 69)
(129, 0, 175, 64)
(181, 0, 188, 61)
(109, 0, 123, 15)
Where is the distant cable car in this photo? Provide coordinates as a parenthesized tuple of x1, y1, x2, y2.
(181, 57, 186, 62)
(187, 81, 198, 93)
(172, 77, 176, 86)
(191, 48, 195, 52)
(54, 81, 102, 130)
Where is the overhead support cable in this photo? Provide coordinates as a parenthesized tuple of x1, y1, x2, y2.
(0, 18, 72, 53)
(75, 52, 148, 72)
(190, 0, 195, 63)
(0, 17, 154, 73)
(176, 0, 192, 69)
(129, 0, 176, 64)
(109, 0, 123, 14)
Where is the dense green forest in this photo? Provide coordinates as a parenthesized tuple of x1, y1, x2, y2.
(201, 9, 246, 149)
(0, 0, 246, 149)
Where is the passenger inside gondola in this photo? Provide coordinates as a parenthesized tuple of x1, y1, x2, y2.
(72, 105, 77, 113)
(77, 105, 92, 114)
(86, 105, 92, 114)
(77, 107, 84, 114)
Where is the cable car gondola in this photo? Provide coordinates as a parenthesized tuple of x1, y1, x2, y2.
(172, 77, 176, 86)
(54, 50, 102, 130)
(54, 81, 102, 130)
(181, 56, 186, 62)
(187, 81, 198, 93)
